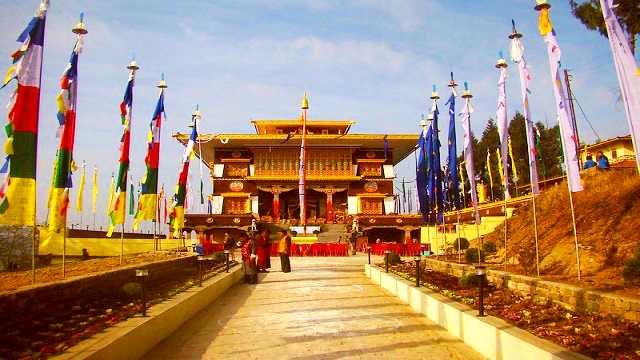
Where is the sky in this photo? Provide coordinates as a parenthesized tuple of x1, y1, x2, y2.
(0, 0, 633, 230)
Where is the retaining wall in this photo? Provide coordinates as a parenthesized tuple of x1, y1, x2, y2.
(422, 258, 640, 321)
(366, 264, 589, 360)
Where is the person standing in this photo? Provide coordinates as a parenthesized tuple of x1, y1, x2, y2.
(596, 151, 610, 170)
(241, 233, 257, 284)
(256, 230, 270, 273)
(278, 229, 292, 273)
(583, 154, 596, 170)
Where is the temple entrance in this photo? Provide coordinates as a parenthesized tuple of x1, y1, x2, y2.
(256, 187, 348, 224)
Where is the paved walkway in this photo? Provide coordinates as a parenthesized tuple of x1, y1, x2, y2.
(144, 256, 484, 360)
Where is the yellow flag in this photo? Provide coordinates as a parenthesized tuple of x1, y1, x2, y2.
(91, 167, 98, 214)
(107, 174, 115, 216)
(75, 163, 86, 212)
(538, 7, 553, 36)
(508, 138, 518, 181)
(496, 148, 505, 187)
(486, 150, 493, 186)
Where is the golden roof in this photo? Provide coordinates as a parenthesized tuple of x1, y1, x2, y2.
(174, 132, 418, 167)
(251, 119, 355, 135)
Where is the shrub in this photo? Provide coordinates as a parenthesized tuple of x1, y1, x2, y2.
(465, 248, 484, 263)
(213, 251, 227, 262)
(122, 282, 142, 297)
(459, 273, 481, 288)
(452, 238, 470, 251)
(623, 248, 640, 284)
(483, 241, 497, 253)
(387, 252, 402, 265)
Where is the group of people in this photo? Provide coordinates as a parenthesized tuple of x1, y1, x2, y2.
(583, 151, 610, 170)
(236, 228, 292, 283)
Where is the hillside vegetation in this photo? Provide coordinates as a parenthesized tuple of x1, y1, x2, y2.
(483, 168, 640, 289)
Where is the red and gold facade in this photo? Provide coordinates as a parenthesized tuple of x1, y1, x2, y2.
(175, 119, 417, 238)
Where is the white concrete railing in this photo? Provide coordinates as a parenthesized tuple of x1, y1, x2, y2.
(365, 264, 589, 360)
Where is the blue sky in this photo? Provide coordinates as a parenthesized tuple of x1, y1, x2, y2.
(0, 0, 632, 229)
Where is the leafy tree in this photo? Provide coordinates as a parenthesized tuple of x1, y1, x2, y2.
(568, 0, 639, 53)
(452, 237, 470, 251)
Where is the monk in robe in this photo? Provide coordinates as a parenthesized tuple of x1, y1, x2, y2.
(256, 230, 270, 273)
(278, 229, 292, 273)
(241, 233, 257, 283)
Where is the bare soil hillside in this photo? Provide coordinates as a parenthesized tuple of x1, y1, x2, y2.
(482, 168, 640, 292)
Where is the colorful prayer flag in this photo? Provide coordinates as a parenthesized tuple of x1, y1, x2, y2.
(508, 138, 518, 182)
(599, 0, 640, 174)
(537, 5, 582, 192)
(486, 149, 494, 189)
(107, 63, 137, 236)
(133, 85, 165, 229)
(107, 172, 114, 215)
(170, 122, 197, 237)
(48, 27, 85, 232)
(0, 3, 48, 225)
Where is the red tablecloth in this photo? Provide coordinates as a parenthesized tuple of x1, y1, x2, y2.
(369, 243, 425, 256)
(269, 243, 348, 257)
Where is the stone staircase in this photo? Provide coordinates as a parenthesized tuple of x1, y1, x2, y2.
(317, 224, 348, 243)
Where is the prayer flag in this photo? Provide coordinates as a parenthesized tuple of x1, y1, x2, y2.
(599, 0, 640, 174)
(510, 20, 540, 194)
(496, 148, 505, 189)
(430, 93, 444, 223)
(48, 28, 85, 232)
(75, 162, 86, 212)
(508, 138, 518, 181)
(0, 3, 48, 225)
(537, 5, 582, 192)
(460, 83, 481, 224)
(486, 149, 494, 188)
(496, 56, 511, 200)
(91, 166, 97, 214)
(298, 93, 309, 226)
(170, 121, 197, 237)
(134, 85, 165, 229)
(445, 87, 459, 210)
(107, 64, 137, 236)
(416, 123, 429, 218)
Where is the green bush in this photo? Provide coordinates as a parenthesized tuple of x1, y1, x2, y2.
(387, 252, 402, 265)
(213, 251, 227, 262)
(465, 248, 484, 263)
(623, 248, 640, 284)
(482, 241, 497, 253)
(122, 282, 142, 296)
(452, 238, 470, 251)
(459, 273, 481, 288)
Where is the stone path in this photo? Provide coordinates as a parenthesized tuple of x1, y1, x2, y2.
(144, 256, 484, 360)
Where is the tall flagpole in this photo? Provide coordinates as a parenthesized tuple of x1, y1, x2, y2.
(509, 20, 541, 276)
(535, 0, 583, 280)
(155, 76, 167, 252)
(446, 73, 460, 262)
(496, 52, 510, 271)
(299, 93, 309, 232)
(194, 104, 205, 213)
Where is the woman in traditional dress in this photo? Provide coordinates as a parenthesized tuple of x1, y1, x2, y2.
(256, 230, 270, 272)
(241, 233, 257, 283)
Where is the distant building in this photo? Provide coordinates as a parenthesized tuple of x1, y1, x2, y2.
(579, 135, 636, 168)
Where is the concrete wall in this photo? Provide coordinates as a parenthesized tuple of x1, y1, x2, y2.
(366, 264, 589, 360)
(422, 258, 640, 321)
(420, 215, 507, 254)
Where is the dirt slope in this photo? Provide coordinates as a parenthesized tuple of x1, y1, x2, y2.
(482, 168, 640, 289)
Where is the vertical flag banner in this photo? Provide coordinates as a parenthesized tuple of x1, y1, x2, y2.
(134, 79, 165, 229)
(537, 2, 582, 192)
(496, 148, 505, 188)
(429, 86, 444, 223)
(48, 22, 86, 232)
(107, 61, 138, 236)
(106, 172, 114, 215)
(0, 2, 48, 224)
(495, 52, 511, 200)
(445, 75, 459, 210)
(75, 161, 86, 212)
(486, 150, 494, 187)
(91, 166, 98, 214)
(416, 120, 429, 218)
(299, 93, 309, 226)
(510, 20, 540, 194)
(460, 83, 481, 224)
(170, 121, 197, 237)
(508, 138, 518, 181)
(599, 0, 640, 174)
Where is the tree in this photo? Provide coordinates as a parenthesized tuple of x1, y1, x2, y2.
(569, 0, 639, 54)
